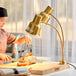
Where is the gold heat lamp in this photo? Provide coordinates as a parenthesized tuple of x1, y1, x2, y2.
(26, 14, 41, 36)
(26, 6, 66, 65)
(26, 6, 53, 35)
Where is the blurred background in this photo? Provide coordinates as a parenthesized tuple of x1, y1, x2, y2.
(0, 0, 76, 63)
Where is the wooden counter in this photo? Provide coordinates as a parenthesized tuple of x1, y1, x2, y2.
(0, 62, 70, 75)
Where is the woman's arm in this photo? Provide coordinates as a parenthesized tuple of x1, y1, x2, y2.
(13, 36, 32, 44)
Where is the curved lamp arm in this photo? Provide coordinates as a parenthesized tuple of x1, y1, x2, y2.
(45, 23, 65, 64)
(50, 14, 64, 50)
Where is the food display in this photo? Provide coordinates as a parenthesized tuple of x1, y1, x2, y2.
(17, 52, 39, 66)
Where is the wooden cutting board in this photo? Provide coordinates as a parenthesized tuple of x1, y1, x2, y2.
(0, 62, 70, 75)
(29, 62, 70, 75)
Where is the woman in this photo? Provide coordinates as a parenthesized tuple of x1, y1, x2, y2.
(0, 7, 32, 63)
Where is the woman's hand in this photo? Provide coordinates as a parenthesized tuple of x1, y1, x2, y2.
(19, 52, 32, 62)
(0, 53, 12, 61)
(25, 36, 32, 45)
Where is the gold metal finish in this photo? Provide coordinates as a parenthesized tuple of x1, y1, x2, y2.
(32, 14, 42, 25)
(45, 23, 63, 54)
(26, 22, 41, 36)
(50, 14, 64, 48)
(40, 12, 50, 23)
(26, 14, 41, 36)
(40, 6, 53, 23)
(43, 6, 65, 64)
(59, 60, 66, 65)
(49, 14, 65, 64)
(44, 6, 53, 15)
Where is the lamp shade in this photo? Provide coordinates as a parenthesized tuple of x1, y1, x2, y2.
(40, 6, 53, 23)
(26, 6, 53, 35)
(26, 14, 42, 36)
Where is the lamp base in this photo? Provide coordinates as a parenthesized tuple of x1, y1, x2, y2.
(30, 62, 70, 75)
(59, 60, 66, 65)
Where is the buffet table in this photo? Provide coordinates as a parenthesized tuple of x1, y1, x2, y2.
(0, 57, 75, 76)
